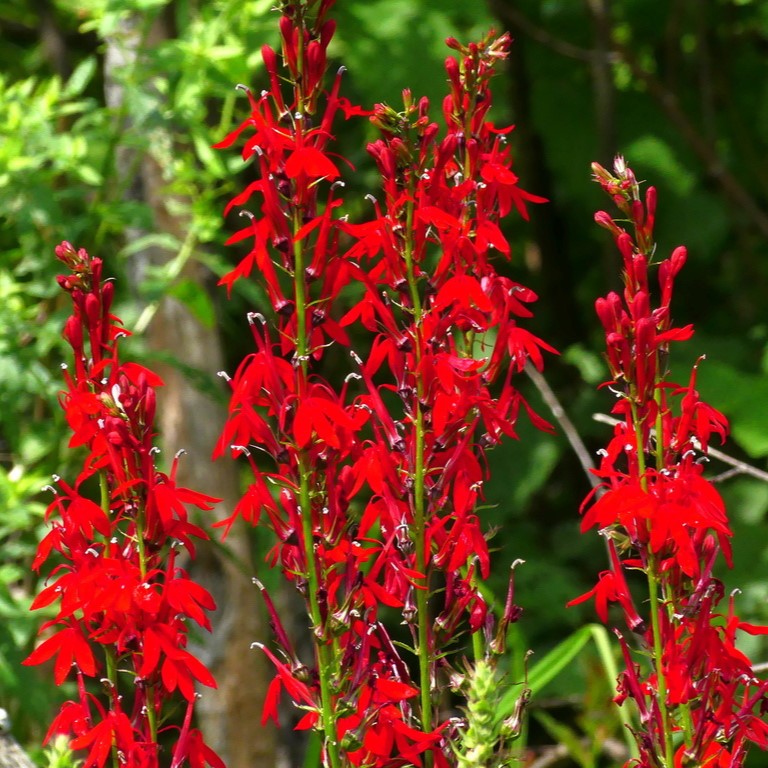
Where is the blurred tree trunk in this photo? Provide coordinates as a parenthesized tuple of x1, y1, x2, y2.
(103, 9, 276, 767)
(488, 0, 586, 348)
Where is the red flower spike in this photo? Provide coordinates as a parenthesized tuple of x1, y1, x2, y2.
(213, 11, 553, 767)
(575, 160, 768, 766)
(29, 242, 222, 767)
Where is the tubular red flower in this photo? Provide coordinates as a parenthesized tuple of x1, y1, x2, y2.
(575, 159, 768, 767)
(29, 243, 221, 767)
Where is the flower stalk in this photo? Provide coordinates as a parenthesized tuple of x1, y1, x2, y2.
(214, 5, 552, 766)
(571, 157, 768, 767)
(26, 242, 222, 768)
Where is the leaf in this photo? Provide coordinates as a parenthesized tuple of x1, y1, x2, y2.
(527, 624, 594, 695)
(75, 164, 102, 186)
(624, 135, 695, 196)
(496, 625, 593, 721)
(192, 129, 226, 176)
(119, 233, 182, 259)
(61, 56, 96, 99)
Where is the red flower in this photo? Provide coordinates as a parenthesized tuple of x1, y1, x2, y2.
(578, 158, 768, 765)
(30, 242, 221, 767)
(69, 710, 134, 768)
(23, 624, 97, 685)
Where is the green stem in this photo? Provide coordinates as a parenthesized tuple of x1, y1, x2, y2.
(412, 406, 431, 731)
(654, 378, 698, 753)
(458, 103, 486, 669)
(99, 473, 128, 767)
(401, 195, 433, 740)
(99, 471, 110, 518)
(465, 562, 484, 663)
(297, 453, 340, 767)
(104, 647, 122, 768)
(285, 12, 341, 762)
(293, 213, 341, 768)
(630, 401, 674, 766)
(645, 553, 674, 765)
(134, 506, 159, 744)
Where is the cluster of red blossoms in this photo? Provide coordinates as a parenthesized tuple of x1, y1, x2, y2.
(25, 243, 223, 768)
(212, 1, 550, 766)
(33, 3, 768, 768)
(571, 158, 768, 767)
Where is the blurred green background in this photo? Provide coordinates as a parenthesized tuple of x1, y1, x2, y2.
(1, 0, 767, 765)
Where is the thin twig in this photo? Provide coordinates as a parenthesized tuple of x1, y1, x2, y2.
(488, 3, 768, 241)
(489, 0, 618, 64)
(593, 413, 768, 483)
(525, 363, 600, 490)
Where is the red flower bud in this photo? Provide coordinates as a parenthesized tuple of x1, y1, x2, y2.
(143, 387, 156, 426)
(63, 316, 83, 352)
(319, 19, 335, 49)
(101, 279, 114, 316)
(616, 231, 634, 267)
(594, 210, 619, 234)
(631, 198, 644, 230)
(54, 241, 78, 267)
(644, 185, 656, 233)
(56, 274, 73, 291)
(444, 56, 461, 101)
(84, 292, 100, 326)
(279, 16, 298, 77)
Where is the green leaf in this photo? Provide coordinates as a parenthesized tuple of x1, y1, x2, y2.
(497, 625, 592, 723)
(62, 56, 97, 98)
(564, 343, 606, 386)
(75, 165, 103, 185)
(192, 130, 226, 176)
(624, 135, 695, 196)
(527, 624, 594, 695)
(119, 233, 182, 259)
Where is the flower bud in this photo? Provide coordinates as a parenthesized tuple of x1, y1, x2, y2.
(84, 293, 101, 326)
(279, 16, 298, 77)
(644, 185, 657, 232)
(319, 19, 335, 49)
(101, 280, 114, 316)
(63, 316, 83, 353)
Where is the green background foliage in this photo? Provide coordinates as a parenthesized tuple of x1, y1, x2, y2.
(1, 0, 767, 764)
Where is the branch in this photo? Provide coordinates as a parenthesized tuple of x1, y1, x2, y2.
(488, 0, 618, 64)
(612, 40, 768, 240)
(592, 413, 768, 484)
(487, 3, 768, 240)
(525, 363, 600, 490)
